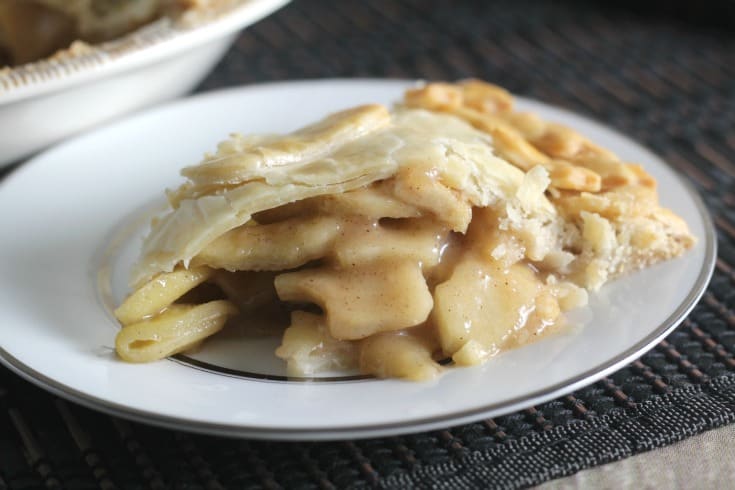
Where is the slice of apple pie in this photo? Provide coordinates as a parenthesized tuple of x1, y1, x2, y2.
(114, 80, 695, 380)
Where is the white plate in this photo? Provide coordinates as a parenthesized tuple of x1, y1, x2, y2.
(0, 80, 716, 440)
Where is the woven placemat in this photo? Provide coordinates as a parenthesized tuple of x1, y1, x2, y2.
(2, 0, 735, 488)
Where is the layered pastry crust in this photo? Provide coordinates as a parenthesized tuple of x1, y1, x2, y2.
(404, 81, 695, 289)
(113, 81, 695, 380)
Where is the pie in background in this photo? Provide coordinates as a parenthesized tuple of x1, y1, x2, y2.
(0, 0, 206, 66)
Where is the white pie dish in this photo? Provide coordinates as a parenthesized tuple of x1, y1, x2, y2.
(0, 0, 289, 167)
(0, 80, 716, 440)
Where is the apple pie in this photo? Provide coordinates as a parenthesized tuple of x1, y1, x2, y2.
(113, 80, 695, 380)
(0, 0, 203, 66)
